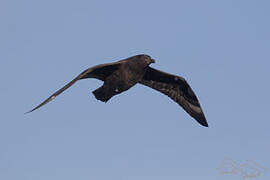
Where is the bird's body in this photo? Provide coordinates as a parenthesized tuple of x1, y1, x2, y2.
(27, 54, 208, 127)
(91, 56, 149, 102)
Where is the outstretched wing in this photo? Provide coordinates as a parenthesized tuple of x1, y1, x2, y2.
(26, 62, 121, 113)
(139, 67, 208, 127)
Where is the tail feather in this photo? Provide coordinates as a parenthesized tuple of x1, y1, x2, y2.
(92, 87, 112, 102)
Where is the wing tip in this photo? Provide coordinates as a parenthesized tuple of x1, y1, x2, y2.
(197, 116, 209, 127)
(24, 108, 35, 114)
(200, 120, 209, 127)
(24, 111, 30, 115)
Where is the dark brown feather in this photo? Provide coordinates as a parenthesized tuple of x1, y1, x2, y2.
(139, 67, 208, 127)
(26, 62, 121, 113)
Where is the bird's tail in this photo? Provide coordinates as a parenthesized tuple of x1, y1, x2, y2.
(92, 86, 112, 102)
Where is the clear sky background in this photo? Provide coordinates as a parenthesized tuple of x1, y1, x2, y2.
(1, 0, 269, 180)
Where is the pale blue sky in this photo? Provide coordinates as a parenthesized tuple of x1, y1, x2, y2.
(1, 0, 270, 180)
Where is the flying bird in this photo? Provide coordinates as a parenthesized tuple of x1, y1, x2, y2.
(27, 54, 208, 127)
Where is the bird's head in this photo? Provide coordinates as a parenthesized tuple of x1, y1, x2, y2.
(137, 54, 155, 65)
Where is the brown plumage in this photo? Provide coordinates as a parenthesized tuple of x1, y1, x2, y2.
(27, 54, 208, 127)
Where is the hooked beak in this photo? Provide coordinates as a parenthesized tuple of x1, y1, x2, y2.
(151, 58, 156, 63)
